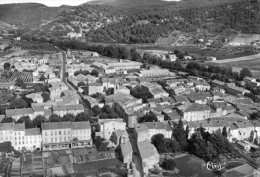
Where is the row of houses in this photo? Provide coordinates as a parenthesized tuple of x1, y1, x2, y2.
(5, 103, 84, 120)
(0, 121, 92, 151)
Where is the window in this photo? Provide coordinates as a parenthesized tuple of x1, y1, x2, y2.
(59, 137, 62, 142)
(15, 142, 17, 145)
(64, 137, 66, 141)
(45, 132, 47, 136)
(45, 138, 47, 142)
(64, 130, 66, 135)
(51, 132, 53, 136)
(59, 131, 61, 135)
(68, 130, 70, 134)
(55, 131, 57, 135)
(55, 137, 57, 143)
(51, 138, 53, 143)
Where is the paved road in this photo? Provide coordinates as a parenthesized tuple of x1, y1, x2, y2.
(207, 53, 260, 64)
(127, 130, 143, 177)
(60, 51, 89, 110)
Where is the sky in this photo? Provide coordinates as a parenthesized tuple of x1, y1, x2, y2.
(0, 0, 91, 7)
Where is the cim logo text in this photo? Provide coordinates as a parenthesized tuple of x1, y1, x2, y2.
(206, 161, 225, 171)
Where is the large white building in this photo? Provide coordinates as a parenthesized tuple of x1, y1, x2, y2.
(0, 122, 41, 151)
(41, 121, 91, 144)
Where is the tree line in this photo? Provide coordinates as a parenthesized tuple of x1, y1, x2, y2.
(152, 119, 238, 163)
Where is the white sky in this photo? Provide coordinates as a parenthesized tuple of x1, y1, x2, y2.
(0, 0, 91, 6)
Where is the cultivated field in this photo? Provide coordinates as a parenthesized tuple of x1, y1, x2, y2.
(228, 34, 260, 46)
(0, 70, 33, 83)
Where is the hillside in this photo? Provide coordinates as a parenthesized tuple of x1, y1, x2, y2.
(32, 4, 125, 38)
(84, 0, 169, 7)
(0, 3, 70, 29)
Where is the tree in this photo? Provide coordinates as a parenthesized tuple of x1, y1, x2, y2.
(41, 92, 50, 102)
(49, 114, 61, 122)
(99, 113, 108, 119)
(9, 99, 28, 109)
(138, 112, 158, 123)
(39, 75, 46, 81)
(151, 134, 166, 154)
(240, 68, 252, 79)
(4, 62, 11, 70)
(77, 82, 86, 87)
(16, 115, 33, 129)
(34, 85, 42, 93)
(188, 131, 217, 161)
(75, 112, 91, 122)
(15, 78, 26, 89)
(33, 115, 47, 128)
(90, 69, 99, 77)
(1, 117, 14, 123)
(254, 138, 259, 145)
(92, 105, 101, 117)
(208, 131, 234, 154)
(95, 136, 109, 151)
(172, 119, 188, 151)
(222, 126, 228, 137)
(161, 159, 176, 171)
(63, 113, 75, 122)
(185, 125, 190, 139)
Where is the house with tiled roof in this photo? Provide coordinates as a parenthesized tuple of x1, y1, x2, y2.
(120, 141, 132, 166)
(6, 108, 34, 121)
(177, 103, 211, 121)
(194, 81, 210, 91)
(49, 82, 68, 101)
(52, 104, 84, 117)
(110, 129, 129, 146)
(87, 82, 103, 95)
(98, 119, 126, 142)
(145, 122, 172, 140)
(134, 123, 149, 142)
(26, 93, 43, 103)
(137, 140, 159, 173)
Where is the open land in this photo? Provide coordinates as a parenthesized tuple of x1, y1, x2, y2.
(174, 154, 217, 177)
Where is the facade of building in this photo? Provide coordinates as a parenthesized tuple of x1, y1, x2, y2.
(42, 121, 92, 151)
(0, 122, 41, 151)
(99, 119, 126, 141)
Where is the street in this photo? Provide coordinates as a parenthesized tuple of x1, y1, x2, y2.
(127, 130, 143, 177)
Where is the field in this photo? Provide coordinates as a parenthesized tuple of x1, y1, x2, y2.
(73, 158, 122, 174)
(174, 154, 217, 177)
(0, 70, 33, 83)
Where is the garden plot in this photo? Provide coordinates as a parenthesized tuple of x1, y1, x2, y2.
(0, 70, 33, 83)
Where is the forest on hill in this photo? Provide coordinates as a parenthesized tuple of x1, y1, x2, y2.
(0, 3, 70, 29)
(84, 0, 260, 43)
(1, 0, 259, 44)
